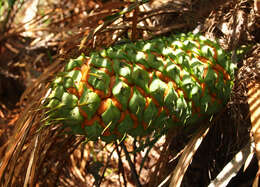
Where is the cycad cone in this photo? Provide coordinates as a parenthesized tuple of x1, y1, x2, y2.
(44, 33, 236, 142)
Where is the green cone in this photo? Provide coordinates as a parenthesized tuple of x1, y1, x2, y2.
(44, 33, 236, 142)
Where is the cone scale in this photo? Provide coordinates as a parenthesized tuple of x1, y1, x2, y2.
(44, 33, 235, 142)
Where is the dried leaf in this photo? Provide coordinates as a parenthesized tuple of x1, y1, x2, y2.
(169, 125, 210, 187)
(248, 82, 260, 187)
(208, 141, 254, 187)
(254, 0, 260, 14)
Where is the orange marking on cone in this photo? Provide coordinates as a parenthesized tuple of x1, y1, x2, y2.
(136, 86, 146, 96)
(81, 122, 85, 129)
(73, 67, 81, 71)
(142, 121, 148, 129)
(106, 75, 116, 98)
(78, 83, 84, 96)
(111, 97, 122, 111)
(133, 120, 139, 129)
(99, 67, 110, 75)
(164, 83, 171, 97)
(129, 112, 138, 128)
(197, 54, 230, 80)
(79, 107, 88, 119)
(81, 64, 90, 82)
(136, 63, 147, 71)
(110, 76, 116, 89)
(67, 87, 78, 97)
(97, 99, 110, 115)
(118, 111, 126, 123)
(197, 56, 209, 64)
(180, 70, 184, 80)
(213, 47, 218, 60)
(83, 115, 100, 126)
(164, 76, 171, 83)
(176, 89, 182, 97)
(130, 112, 138, 121)
(168, 80, 178, 90)
(145, 98, 150, 109)
(203, 66, 208, 79)
(186, 50, 193, 58)
(128, 87, 134, 103)
(143, 51, 148, 60)
(155, 71, 163, 79)
(157, 106, 163, 116)
(201, 83, 206, 96)
(151, 96, 160, 107)
(177, 88, 187, 99)
(213, 64, 230, 80)
(151, 51, 162, 58)
(121, 59, 133, 69)
(120, 76, 131, 85)
(94, 89, 106, 98)
(86, 83, 94, 91)
(80, 62, 97, 94)
(169, 55, 181, 70)
(195, 40, 201, 48)
(149, 72, 154, 85)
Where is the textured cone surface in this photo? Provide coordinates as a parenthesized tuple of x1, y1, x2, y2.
(44, 33, 236, 142)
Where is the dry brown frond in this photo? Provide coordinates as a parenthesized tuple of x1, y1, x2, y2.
(170, 125, 210, 187)
(1, 0, 259, 186)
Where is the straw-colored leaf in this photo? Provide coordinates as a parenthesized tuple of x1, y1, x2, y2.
(169, 125, 210, 187)
(247, 82, 260, 187)
(208, 141, 254, 187)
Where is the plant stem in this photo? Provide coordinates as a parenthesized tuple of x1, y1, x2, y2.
(121, 142, 142, 187)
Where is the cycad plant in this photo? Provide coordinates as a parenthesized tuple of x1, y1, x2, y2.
(44, 32, 236, 143)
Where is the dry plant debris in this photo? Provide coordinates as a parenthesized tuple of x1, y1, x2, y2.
(247, 83, 260, 187)
(0, 0, 259, 186)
